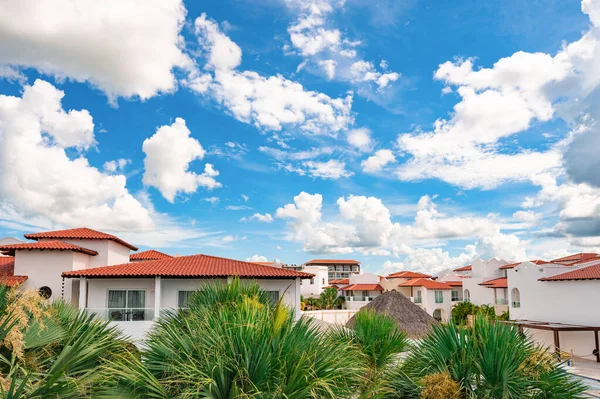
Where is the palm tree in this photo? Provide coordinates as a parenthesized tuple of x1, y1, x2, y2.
(102, 279, 362, 398)
(331, 309, 408, 398)
(0, 285, 132, 398)
(388, 315, 587, 398)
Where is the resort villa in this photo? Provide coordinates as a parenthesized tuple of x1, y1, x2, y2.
(0, 227, 313, 340)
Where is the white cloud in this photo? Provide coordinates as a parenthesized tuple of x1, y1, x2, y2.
(381, 246, 477, 275)
(284, 0, 401, 93)
(475, 232, 528, 262)
(0, 79, 153, 231)
(241, 194, 249, 202)
(246, 254, 268, 262)
(395, 2, 600, 190)
(303, 160, 353, 179)
(249, 213, 274, 223)
(189, 14, 353, 136)
(142, 118, 221, 203)
(226, 205, 253, 211)
(512, 210, 541, 223)
(222, 235, 236, 243)
(275, 191, 500, 256)
(203, 197, 220, 205)
(103, 158, 130, 173)
(361, 149, 396, 173)
(346, 127, 373, 152)
(0, 0, 192, 101)
(0, 65, 26, 83)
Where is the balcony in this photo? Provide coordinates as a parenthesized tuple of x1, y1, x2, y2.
(495, 299, 508, 305)
(345, 296, 372, 302)
(87, 308, 156, 322)
(512, 301, 520, 308)
(412, 297, 422, 304)
(451, 296, 462, 302)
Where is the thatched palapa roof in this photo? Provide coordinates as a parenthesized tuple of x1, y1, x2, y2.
(346, 291, 438, 339)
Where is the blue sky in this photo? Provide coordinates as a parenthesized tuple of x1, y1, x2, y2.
(1, 0, 600, 274)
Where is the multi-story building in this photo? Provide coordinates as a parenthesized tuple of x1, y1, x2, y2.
(0, 227, 313, 342)
(338, 272, 384, 310)
(304, 259, 360, 280)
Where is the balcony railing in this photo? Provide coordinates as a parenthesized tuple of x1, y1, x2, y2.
(87, 308, 156, 322)
(451, 296, 462, 302)
(495, 299, 508, 305)
(413, 297, 422, 304)
(512, 301, 521, 308)
(345, 296, 373, 302)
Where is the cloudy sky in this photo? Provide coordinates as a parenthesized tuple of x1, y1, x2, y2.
(1, 0, 600, 274)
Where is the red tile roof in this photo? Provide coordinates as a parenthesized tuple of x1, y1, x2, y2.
(550, 253, 599, 265)
(0, 257, 28, 287)
(24, 227, 138, 250)
(446, 281, 463, 287)
(453, 265, 472, 272)
(130, 250, 172, 261)
(385, 271, 432, 279)
(399, 278, 453, 290)
(329, 278, 350, 285)
(499, 260, 549, 270)
(305, 259, 360, 265)
(479, 277, 508, 288)
(0, 240, 98, 256)
(339, 284, 384, 291)
(539, 262, 600, 281)
(62, 254, 314, 279)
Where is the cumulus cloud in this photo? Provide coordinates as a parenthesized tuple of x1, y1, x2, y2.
(0, 79, 153, 231)
(395, 0, 600, 190)
(303, 160, 353, 179)
(142, 118, 221, 202)
(361, 149, 396, 173)
(189, 13, 353, 136)
(284, 0, 401, 94)
(103, 158, 130, 173)
(512, 210, 541, 223)
(0, 0, 192, 101)
(246, 254, 268, 262)
(346, 128, 373, 152)
(249, 213, 274, 223)
(275, 191, 500, 256)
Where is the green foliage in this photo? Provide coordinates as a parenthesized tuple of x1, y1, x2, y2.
(451, 301, 507, 324)
(103, 279, 361, 398)
(318, 287, 339, 310)
(332, 309, 408, 398)
(387, 315, 586, 399)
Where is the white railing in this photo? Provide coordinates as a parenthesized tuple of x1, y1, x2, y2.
(86, 308, 156, 322)
(345, 296, 373, 302)
(412, 297, 423, 304)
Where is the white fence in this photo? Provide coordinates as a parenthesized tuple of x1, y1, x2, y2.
(302, 309, 358, 325)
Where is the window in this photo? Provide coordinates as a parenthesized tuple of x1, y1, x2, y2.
(178, 291, 195, 309)
(108, 289, 146, 321)
(414, 290, 422, 304)
(266, 291, 280, 304)
(433, 309, 443, 322)
(464, 289, 471, 302)
(310, 278, 315, 285)
(435, 291, 444, 303)
(451, 290, 459, 301)
(512, 288, 521, 308)
(322, 278, 325, 285)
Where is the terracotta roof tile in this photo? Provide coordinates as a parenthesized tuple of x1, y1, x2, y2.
(540, 262, 600, 281)
(0, 240, 98, 256)
(329, 278, 349, 285)
(25, 227, 137, 250)
(305, 259, 360, 265)
(479, 277, 508, 288)
(62, 254, 314, 279)
(385, 271, 432, 279)
(339, 284, 384, 291)
(399, 278, 452, 290)
(130, 250, 172, 261)
(550, 253, 599, 265)
(446, 281, 463, 287)
(453, 265, 472, 272)
(499, 260, 550, 270)
(0, 257, 27, 287)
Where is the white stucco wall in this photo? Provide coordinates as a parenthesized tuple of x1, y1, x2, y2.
(525, 328, 599, 360)
(299, 266, 328, 297)
(349, 272, 380, 284)
(14, 250, 83, 302)
(39, 238, 131, 267)
(422, 289, 454, 322)
(508, 262, 600, 326)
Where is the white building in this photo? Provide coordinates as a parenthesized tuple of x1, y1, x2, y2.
(461, 258, 509, 312)
(395, 278, 462, 322)
(0, 227, 312, 341)
(304, 259, 360, 281)
(299, 265, 328, 298)
(339, 272, 384, 310)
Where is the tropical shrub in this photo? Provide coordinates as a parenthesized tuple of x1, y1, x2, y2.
(318, 287, 339, 310)
(388, 315, 586, 399)
(332, 309, 408, 398)
(103, 279, 361, 398)
(0, 285, 132, 398)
